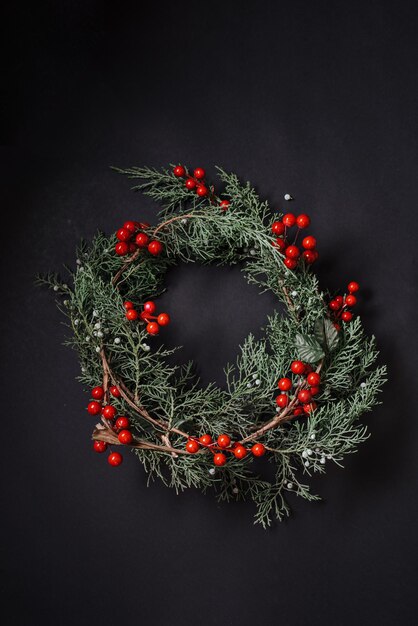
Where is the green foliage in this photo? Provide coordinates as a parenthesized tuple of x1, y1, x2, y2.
(40, 165, 387, 528)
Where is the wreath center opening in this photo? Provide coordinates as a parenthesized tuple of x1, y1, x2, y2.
(156, 262, 286, 387)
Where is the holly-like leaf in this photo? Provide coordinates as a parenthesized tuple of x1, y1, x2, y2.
(295, 333, 325, 363)
(314, 316, 339, 352)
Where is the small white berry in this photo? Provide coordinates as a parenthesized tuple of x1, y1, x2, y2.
(302, 450, 308, 458)
(76, 259, 81, 265)
(62, 284, 68, 289)
(320, 457, 326, 464)
(114, 337, 121, 344)
(78, 266, 84, 272)
(93, 310, 98, 317)
(247, 382, 252, 388)
(327, 454, 332, 460)
(307, 449, 313, 456)
(284, 193, 293, 201)
(85, 336, 90, 342)
(95, 346, 100, 353)
(97, 331, 104, 338)
(94, 322, 101, 330)
(304, 460, 310, 467)
(93, 331, 97, 336)
(208, 468, 215, 475)
(232, 487, 239, 494)
(64, 300, 69, 305)
(291, 291, 298, 297)
(287, 482, 294, 489)
(255, 379, 261, 386)
(276, 407, 281, 413)
(181, 218, 187, 225)
(142, 344, 151, 352)
(249, 248, 256, 256)
(81, 367, 86, 373)
(252, 373, 258, 379)
(360, 382, 367, 388)
(53, 285, 59, 292)
(74, 319, 79, 325)
(310, 434, 316, 440)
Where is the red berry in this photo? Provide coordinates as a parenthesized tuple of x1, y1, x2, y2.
(303, 402, 317, 414)
(293, 407, 304, 416)
(102, 405, 116, 420)
(341, 311, 353, 322)
(115, 416, 130, 430)
(310, 386, 320, 396)
(199, 434, 212, 446)
(213, 453, 227, 466)
(91, 386, 104, 400)
(109, 386, 121, 398)
(334, 322, 341, 331)
(173, 165, 185, 177)
(285, 245, 300, 259)
(193, 167, 205, 179)
(87, 401, 102, 415)
(296, 214, 310, 229)
(185, 178, 196, 190)
(251, 443, 266, 457)
(307, 372, 321, 386)
(135, 232, 149, 248)
(276, 393, 289, 408)
(124, 221, 137, 233)
(284, 258, 298, 269)
(140, 311, 149, 320)
(273, 237, 286, 252)
(298, 389, 312, 403)
(124, 301, 134, 310)
(233, 445, 248, 459)
(305, 364, 313, 373)
(345, 295, 357, 307)
(329, 300, 341, 311)
(116, 228, 131, 242)
(118, 430, 133, 445)
(302, 250, 316, 264)
(278, 377, 292, 391)
(115, 242, 129, 256)
(93, 440, 107, 453)
(282, 213, 296, 227)
(348, 281, 359, 293)
(128, 243, 137, 254)
(157, 313, 170, 326)
(302, 236, 316, 250)
(186, 439, 200, 453)
(148, 240, 163, 256)
(220, 200, 230, 210)
(108, 452, 123, 467)
(335, 296, 344, 306)
(217, 434, 231, 449)
(143, 301, 156, 314)
(291, 360, 305, 374)
(271, 221, 285, 235)
(146, 322, 160, 335)
(196, 185, 208, 197)
(126, 309, 138, 321)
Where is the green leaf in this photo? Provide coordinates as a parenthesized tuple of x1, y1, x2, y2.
(295, 333, 325, 363)
(314, 317, 339, 352)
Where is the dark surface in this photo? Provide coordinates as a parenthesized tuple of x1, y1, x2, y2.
(2, 2, 418, 625)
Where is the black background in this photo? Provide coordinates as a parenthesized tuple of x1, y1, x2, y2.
(2, 2, 418, 625)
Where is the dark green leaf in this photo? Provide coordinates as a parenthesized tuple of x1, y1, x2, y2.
(295, 333, 325, 363)
(314, 317, 339, 352)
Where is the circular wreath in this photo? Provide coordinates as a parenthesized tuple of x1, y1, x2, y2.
(42, 164, 386, 527)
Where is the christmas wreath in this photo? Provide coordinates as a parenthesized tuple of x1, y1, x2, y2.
(41, 164, 386, 527)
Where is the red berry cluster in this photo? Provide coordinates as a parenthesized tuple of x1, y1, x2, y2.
(271, 213, 318, 270)
(88, 385, 133, 467)
(185, 433, 266, 466)
(276, 361, 322, 415)
(328, 281, 360, 326)
(114, 220, 163, 258)
(173, 164, 230, 210)
(123, 300, 170, 335)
